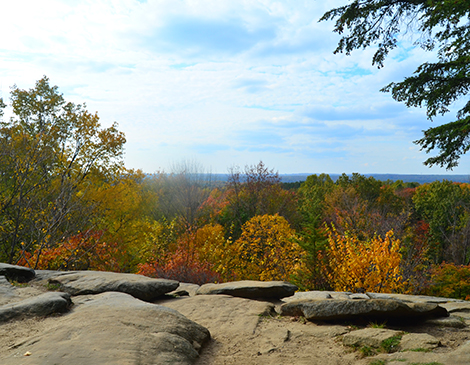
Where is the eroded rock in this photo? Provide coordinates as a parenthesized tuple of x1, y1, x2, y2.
(280, 298, 449, 322)
(342, 328, 402, 349)
(400, 333, 440, 351)
(0, 292, 71, 323)
(0, 263, 35, 283)
(46, 271, 179, 302)
(1, 292, 210, 365)
(196, 280, 297, 299)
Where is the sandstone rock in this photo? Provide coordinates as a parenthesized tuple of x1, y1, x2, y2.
(424, 315, 467, 328)
(400, 333, 440, 351)
(280, 298, 449, 321)
(0, 292, 210, 365)
(0, 263, 35, 283)
(445, 340, 470, 365)
(0, 292, 71, 323)
(159, 294, 276, 337)
(0, 276, 16, 305)
(283, 291, 333, 302)
(46, 271, 179, 301)
(168, 282, 200, 297)
(342, 328, 402, 349)
(196, 280, 297, 299)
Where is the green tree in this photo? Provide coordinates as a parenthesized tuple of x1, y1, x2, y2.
(0, 77, 126, 265)
(321, 1, 470, 169)
(413, 181, 470, 264)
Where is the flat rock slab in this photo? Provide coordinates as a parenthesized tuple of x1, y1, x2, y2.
(0, 292, 71, 323)
(47, 271, 179, 302)
(1, 292, 210, 365)
(196, 280, 297, 299)
(0, 263, 35, 283)
(280, 299, 449, 322)
(343, 328, 402, 348)
(400, 333, 440, 351)
(158, 294, 275, 337)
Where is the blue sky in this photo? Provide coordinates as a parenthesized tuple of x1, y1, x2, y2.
(1, 0, 469, 175)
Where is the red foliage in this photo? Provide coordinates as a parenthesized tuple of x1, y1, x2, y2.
(18, 231, 122, 272)
(137, 230, 221, 285)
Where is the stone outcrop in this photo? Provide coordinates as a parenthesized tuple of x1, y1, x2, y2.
(1, 264, 469, 364)
(0, 263, 35, 283)
(196, 280, 298, 299)
(0, 292, 72, 323)
(46, 270, 179, 302)
(343, 328, 403, 348)
(280, 298, 449, 321)
(2, 292, 210, 365)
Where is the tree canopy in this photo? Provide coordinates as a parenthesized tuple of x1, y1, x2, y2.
(321, 0, 470, 169)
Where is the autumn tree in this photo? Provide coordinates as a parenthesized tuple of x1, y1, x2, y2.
(323, 174, 409, 240)
(325, 227, 408, 293)
(219, 161, 300, 240)
(229, 214, 303, 281)
(0, 77, 126, 266)
(321, 1, 470, 169)
(413, 180, 470, 264)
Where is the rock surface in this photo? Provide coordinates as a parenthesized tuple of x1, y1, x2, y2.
(2, 292, 210, 365)
(280, 298, 449, 321)
(400, 333, 440, 351)
(0, 263, 35, 283)
(342, 328, 402, 348)
(46, 270, 179, 301)
(1, 264, 470, 365)
(0, 292, 72, 323)
(196, 280, 297, 299)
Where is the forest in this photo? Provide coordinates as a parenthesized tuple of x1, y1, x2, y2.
(1, 77, 470, 300)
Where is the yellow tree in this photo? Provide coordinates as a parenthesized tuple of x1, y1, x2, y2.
(230, 214, 303, 281)
(0, 77, 126, 266)
(326, 227, 408, 293)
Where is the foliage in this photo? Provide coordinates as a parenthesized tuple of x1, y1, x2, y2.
(229, 214, 303, 281)
(427, 262, 470, 300)
(293, 174, 334, 290)
(17, 230, 121, 272)
(325, 227, 408, 293)
(0, 77, 125, 265)
(321, 1, 470, 169)
(413, 181, 470, 264)
(137, 224, 224, 284)
(219, 161, 300, 240)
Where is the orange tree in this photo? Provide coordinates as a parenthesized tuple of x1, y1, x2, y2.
(229, 214, 304, 281)
(137, 223, 225, 284)
(325, 227, 409, 293)
(18, 230, 121, 272)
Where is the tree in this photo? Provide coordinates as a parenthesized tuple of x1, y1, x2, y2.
(413, 181, 470, 264)
(219, 161, 300, 240)
(325, 227, 408, 293)
(0, 77, 126, 265)
(229, 214, 303, 281)
(144, 160, 213, 231)
(321, 1, 470, 169)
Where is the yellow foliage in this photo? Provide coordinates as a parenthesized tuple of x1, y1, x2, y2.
(229, 214, 303, 281)
(326, 227, 408, 293)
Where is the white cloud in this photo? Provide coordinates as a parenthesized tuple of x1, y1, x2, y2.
(0, 0, 465, 175)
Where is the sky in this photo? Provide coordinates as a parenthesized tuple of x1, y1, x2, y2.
(1, 0, 469, 175)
